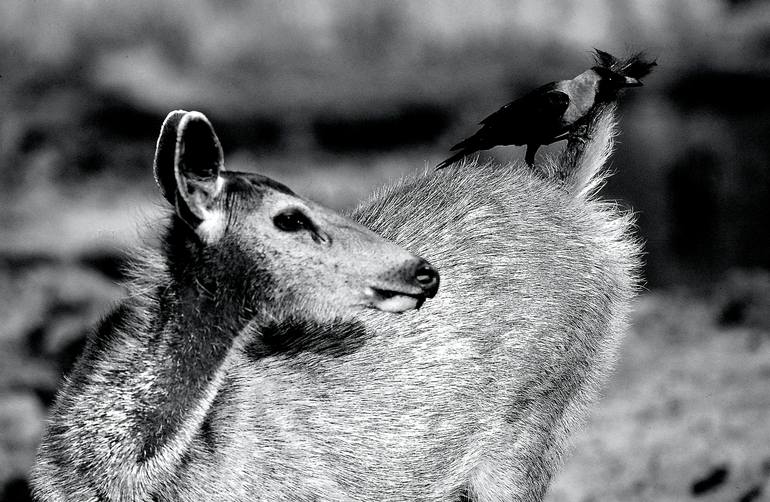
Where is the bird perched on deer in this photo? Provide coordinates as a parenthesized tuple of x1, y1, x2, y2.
(436, 49, 656, 169)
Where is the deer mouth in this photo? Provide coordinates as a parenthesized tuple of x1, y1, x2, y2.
(365, 287, 426, 313)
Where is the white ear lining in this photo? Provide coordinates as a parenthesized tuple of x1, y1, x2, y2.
(191, 175, 227, 242)
(195, 207, 226, 243)
(173, 112, 224, 186)
(153, 110, 188, 205)
(169, 111, 227, 236)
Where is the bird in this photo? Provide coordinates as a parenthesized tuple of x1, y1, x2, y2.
(436, 49, 656, 169)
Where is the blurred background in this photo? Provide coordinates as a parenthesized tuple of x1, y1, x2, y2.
(1, 0, 769, 501)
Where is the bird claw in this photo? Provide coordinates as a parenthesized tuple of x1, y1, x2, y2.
(568, 123, 591, 145)
(571, 135, 589, 146)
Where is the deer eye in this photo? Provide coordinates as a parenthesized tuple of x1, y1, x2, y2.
(273, 208, 313, 232)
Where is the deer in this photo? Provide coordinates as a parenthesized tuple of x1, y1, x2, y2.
(32, 103, 639, 502)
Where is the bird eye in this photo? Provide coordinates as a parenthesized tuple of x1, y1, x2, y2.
(273, 209, 312, 232)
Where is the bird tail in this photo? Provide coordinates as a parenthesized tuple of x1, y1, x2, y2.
(449, 135, 477, 152)
(435, 149, 472, 170)
(437, 132, 487, 170)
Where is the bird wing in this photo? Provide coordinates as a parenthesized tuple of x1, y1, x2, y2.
(479, 83, 570, 129)
(447, 83, 571, 153)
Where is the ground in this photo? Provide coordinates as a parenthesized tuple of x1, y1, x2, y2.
(548, 292, 770, 502)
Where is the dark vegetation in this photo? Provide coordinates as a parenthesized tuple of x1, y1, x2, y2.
(312, 103, 451, 153)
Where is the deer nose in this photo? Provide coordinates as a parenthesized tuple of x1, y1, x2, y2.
(412, 259, 440, 298)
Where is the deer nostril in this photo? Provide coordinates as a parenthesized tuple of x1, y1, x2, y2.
(415, 266, 434, 284)
(413, 260, 440, 298)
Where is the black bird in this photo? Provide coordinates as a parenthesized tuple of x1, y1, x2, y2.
(436, 50, 656, 169)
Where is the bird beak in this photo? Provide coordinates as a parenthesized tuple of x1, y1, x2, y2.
(623, 76, 643, 87)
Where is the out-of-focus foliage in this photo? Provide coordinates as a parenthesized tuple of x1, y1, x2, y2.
(2, 0, 770, 285)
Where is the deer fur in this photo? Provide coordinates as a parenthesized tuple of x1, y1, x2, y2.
(32, 104, 639, 502)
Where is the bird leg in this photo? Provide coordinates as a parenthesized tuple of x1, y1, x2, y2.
(525, 144, 538, 166)
(525, 132, 577, 169)
(525, 134, 568, 171)
(568, 122, 591, 145)
(557, 103, 615, 179)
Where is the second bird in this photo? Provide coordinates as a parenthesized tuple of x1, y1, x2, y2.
(436, 49, 656, 169)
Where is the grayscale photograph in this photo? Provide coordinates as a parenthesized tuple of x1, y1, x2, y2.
(0, 1, 768, 501)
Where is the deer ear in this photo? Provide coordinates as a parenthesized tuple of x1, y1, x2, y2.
(154, 111, 226, 233)
(172, 111, 225, 227)
(154, 110, 188, 205)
